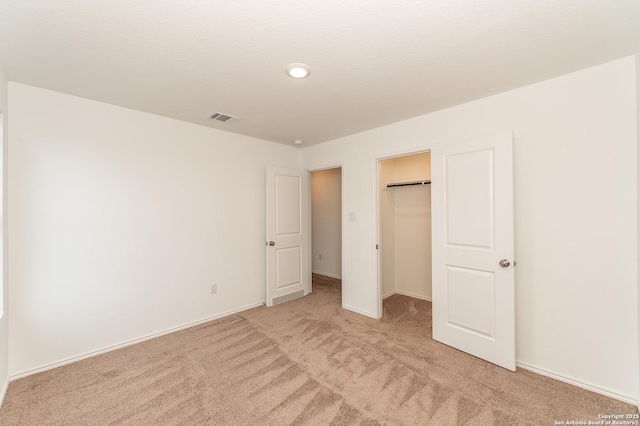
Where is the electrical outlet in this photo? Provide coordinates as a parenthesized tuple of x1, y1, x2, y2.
(319, 254, 322, 260)
(210, 283, 217, 294)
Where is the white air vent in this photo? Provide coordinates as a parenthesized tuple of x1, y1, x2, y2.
(209, 112, 240, 124)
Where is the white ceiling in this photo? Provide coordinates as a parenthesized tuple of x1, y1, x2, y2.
(1, 1, 639, 147)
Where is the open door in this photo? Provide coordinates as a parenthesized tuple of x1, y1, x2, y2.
(431, 133, 515, 371)
(265, 167, 311, 306)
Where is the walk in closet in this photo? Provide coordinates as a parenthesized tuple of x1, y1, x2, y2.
(379, 152, 432, 301)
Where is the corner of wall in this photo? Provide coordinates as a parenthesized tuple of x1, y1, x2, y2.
(0, 65, 9, 408)
(636, 50, 640, 411)
(6, 83, 304, 379)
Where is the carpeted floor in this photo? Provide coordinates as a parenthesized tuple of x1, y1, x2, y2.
(0, 274, 636, 425)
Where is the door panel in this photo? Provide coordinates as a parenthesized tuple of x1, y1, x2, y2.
(266, 167, 310, 306)
(276, 174, 302, 235)
(276, 247, 302, 289)
(445, 149, 494, 249)
(432, 133, 515, 371)
(446, 266, 495, 338)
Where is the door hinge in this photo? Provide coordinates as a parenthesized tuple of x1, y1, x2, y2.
(376, 244, 379, 249)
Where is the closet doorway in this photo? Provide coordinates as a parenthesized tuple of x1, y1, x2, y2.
(378, 152, 432, 321)
(310, 167, 343, 304)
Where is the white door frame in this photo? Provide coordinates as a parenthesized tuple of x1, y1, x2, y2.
(372, 144, 434, 319)
(307, 162, 345, 307)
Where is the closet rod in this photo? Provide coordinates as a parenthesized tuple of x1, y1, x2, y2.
(386, 180, 431, 188)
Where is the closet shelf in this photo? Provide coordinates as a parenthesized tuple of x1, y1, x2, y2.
(385, 180, 431, 189)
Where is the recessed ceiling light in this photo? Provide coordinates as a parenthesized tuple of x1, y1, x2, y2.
(294, 139, 303, 145)
(286, 63, 311, 79)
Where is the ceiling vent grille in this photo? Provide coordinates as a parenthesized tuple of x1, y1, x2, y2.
(209, 112, 240, 124)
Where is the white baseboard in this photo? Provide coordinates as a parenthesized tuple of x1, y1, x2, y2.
(395, 290, 432, 302)
(517, 361, 637, 406)
(0, 376, 8, 409)
(343, 304, 378, 319)
(312, 270, 342, 280)
(9, 301, 265, 382)
(382, 290, 432, 302)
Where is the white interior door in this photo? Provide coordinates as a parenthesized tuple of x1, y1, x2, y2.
(431, 133, 515, 371)
(266, 167, 311, 306)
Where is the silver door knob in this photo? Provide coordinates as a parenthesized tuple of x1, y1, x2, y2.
(268, 241, 275, 246)
(499, 259, 510, 267)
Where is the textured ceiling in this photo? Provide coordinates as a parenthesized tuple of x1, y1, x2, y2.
(1, 0, 639, 147)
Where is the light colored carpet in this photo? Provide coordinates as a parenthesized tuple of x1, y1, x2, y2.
(0, 274, 636, 425)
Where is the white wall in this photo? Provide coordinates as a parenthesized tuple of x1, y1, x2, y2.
(8, 83, 300, 377)
(0, 65, 8, 405)
(636, 50, 640, 411)
(390, 153, 431, 184)
(380, 153, 432, 300)
(302, 57, 638, 402)
(311, 168, 342, 279)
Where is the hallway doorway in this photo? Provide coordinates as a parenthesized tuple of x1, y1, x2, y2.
(310, 168, 342, 298)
